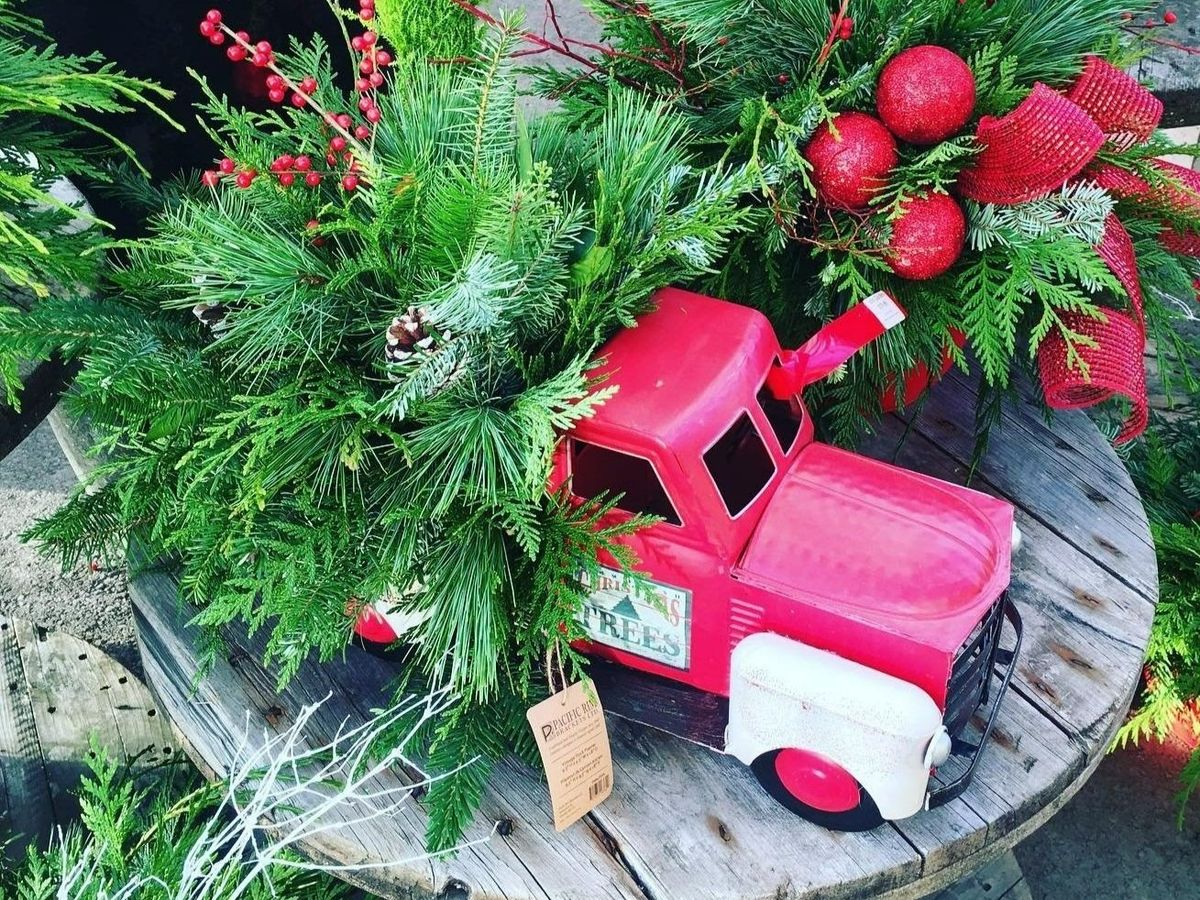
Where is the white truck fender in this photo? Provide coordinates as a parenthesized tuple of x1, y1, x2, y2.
(726, 631, 945, 821)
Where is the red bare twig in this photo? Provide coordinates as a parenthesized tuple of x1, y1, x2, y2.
(816, 0, 852, 69)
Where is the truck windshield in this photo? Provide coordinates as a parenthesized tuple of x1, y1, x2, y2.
(703, 412, 776, 517)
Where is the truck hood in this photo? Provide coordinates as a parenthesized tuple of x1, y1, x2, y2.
(737, 444, 1012, 640)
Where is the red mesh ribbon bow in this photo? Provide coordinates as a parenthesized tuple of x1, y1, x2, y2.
(959, 58, 1166, 444)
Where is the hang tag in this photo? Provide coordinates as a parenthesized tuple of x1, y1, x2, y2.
(526, 678, 614, 831)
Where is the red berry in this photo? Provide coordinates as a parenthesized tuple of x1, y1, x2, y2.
(360, 0, 375, 8)
(206, 9, 223, 24)
(199, 20, 216, 36)
(369, 72, 384, 87)
(1165, 10, 1178, 24)
(330, 136, 348, 152)
(362, 31, 377, 47)
(253, 51, 271, 67)
(305, 171, 322, 187)
(777, 73, 789, 84)
(236, 171, 256, 189)
(201, 170, 221, 188)
(278, 172, 296, 187)
(359, 96, 373, 112)
(360, 58, 374, 74)
(356, 77, 371, 92)
(227, 45, 247, 61)
(209, 31, 225, 45)
(355, 124, 371, 139)
(295, 155, 312, 171)
(337, 113, 353, 129)
(291, 92, 308, 107)
(235, 30, 250, 42)
(300, 76, 318, 94)
(366, 106, 382, 123)
(219, 157, 236, 174)
(717, 36, 729, 46)
(266, 74, 283, 89)
(256, 40, 272, 53)
(352, 35, 366, 52)
(342, 174, 360, 191)
(326, 152, 338, 165)
(839, 21, 853, 39)
(375, 50, 392, 67)
(307, 219, 320, 230)
(361, 8, 375, 20)
(274, 154, 294, 171)
(268, 87, 286, 104)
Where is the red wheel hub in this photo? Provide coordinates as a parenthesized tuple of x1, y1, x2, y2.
(774, 748, 861, 813)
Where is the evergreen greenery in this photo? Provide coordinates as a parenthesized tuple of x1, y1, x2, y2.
(0, 743, 349, 900)
(1119, 409, 1200, 825)
(527, 0, 1200, 445)
(0, 9, 750, 850)
(373, 0, 479, 60)
(0, 0, 175, 316)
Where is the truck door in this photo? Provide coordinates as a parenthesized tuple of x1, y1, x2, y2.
(567, 438, 731, 695)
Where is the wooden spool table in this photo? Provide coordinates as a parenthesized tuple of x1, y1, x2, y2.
(0, 615, 178, 861)
(105, 371, 1156, 900)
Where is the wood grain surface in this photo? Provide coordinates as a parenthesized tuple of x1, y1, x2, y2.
(0, 615, 177, 862)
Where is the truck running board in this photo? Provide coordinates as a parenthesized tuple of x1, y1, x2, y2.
(588, 657, 729, 752)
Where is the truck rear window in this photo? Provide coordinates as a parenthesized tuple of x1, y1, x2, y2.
(757, 386, 803, 452)
(570, 441, 682, 525)
(703, 412, 775, 517)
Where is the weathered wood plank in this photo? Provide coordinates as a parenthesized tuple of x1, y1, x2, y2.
(930, 850, 1029, 900)
(130, 569, 645, 900)
(0, 614, 177, 864)
(0, 618, 55, 860)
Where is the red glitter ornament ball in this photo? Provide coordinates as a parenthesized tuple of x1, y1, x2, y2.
(803, 112, 897, 211)
(876, 46, 976, 145)
(886, 192, 966, 281)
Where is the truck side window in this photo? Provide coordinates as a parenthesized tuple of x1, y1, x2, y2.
(757, 385, 803, 452)
(704, 412, 776, 517)
(570, 441, 683, 526)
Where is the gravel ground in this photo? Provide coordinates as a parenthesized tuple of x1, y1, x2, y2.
(0, 421, 138, 674)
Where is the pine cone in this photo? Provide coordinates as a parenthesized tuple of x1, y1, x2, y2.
(385, 306, 446, 364)
(193, 301, 228, 332)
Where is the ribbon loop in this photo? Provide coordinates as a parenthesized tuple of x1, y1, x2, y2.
(1065, 55, 1163, 150)
(958, 84, 1105, 205)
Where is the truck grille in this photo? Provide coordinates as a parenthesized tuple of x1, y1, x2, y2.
(943, 598, 1006, 737)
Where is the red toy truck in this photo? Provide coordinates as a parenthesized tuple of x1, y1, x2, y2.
(360, 288, 1022, 831)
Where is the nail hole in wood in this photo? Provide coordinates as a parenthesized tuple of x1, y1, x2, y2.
(147, 709, 156, 717)
(163, 746, 172, 754)
(47, 706, 56, 714)
(118, 676, 128, 684)
(78, 653, 87, 660)
(496, 818, 514, 836)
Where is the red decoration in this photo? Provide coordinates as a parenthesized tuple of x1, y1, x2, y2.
(958, 84, 1104, 204)
(1065, 56, 1163, 150)
(876, 46, 976, 145)
(804, 113, 898, 211)
(886, 193, 966, 280)
(1038, 212, 1147, 442)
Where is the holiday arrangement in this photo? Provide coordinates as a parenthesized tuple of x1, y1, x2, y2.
(0, 1, 749, 850)
(3, 0, 1200, 854)
(514, 0, 1200, 448)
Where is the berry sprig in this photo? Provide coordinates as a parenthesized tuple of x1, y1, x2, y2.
(195, 8, 389, 192)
